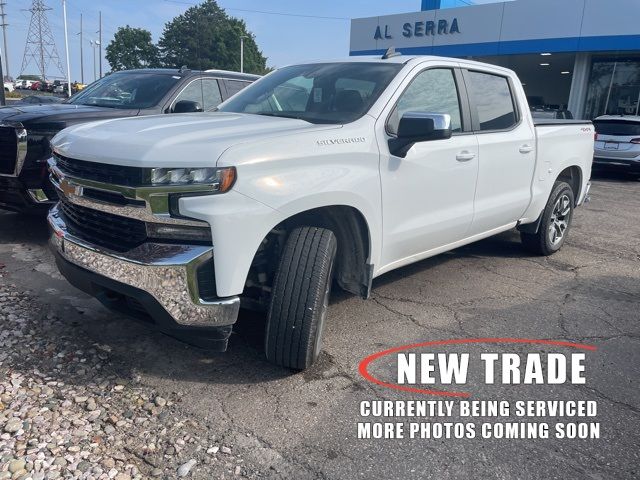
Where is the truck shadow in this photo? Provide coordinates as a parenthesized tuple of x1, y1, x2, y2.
(0, 211, 50, 245)
(590, 171, 639, 183)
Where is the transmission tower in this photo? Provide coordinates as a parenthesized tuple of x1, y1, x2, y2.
(20, 0, 65, 80)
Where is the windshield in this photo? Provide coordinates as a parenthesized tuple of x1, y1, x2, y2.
(69, 72, 181, 109)
(218, 62, 403, 124)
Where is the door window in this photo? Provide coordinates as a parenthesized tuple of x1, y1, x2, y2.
(224, 79, 252, 97)
(173, 78, 222, 111)
(465, 71, 517, 131)
(388, 68, 463, 135)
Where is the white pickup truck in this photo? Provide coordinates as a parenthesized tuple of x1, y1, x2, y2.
(47, 54, 594, 370)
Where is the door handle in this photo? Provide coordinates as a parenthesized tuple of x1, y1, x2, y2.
(519, 144, 534, 154)
(456, 151, 476, 162)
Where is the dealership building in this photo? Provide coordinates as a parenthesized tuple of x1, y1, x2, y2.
(349, 0, 640, 119)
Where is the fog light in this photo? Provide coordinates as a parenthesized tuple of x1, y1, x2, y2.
(146, 223, 212, 243)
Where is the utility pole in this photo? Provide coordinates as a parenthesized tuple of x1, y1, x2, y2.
(0, 47, 6, 105)
(62, 0, 71, 96)
(240, 35, 247, 73)
(90, 39, 98, 81)
(97, 11, 102, 78)
(77, 13, 83, 83)
(20, 0, 65, 80)
(0, 2, 9, 80)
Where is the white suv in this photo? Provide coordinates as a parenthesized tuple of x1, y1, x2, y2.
(593, 115, 640, 176)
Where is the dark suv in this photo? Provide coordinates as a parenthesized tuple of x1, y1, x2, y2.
(0, 68, 259, 213)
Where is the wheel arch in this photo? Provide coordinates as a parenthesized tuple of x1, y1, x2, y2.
(245, 204, 374, 305)
(557, 165, 583, 206)
(519, 169, 581, 234)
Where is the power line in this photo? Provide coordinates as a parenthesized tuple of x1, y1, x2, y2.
(164, 0, 350, 21)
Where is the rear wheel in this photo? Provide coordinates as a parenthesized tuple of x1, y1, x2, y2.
(521, 181, 574, 256)
(265, 226, 337, 370)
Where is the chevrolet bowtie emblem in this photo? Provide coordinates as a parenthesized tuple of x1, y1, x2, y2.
(59, 177, 83, 197)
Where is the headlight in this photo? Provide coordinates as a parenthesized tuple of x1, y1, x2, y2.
(150, 167, 236, 192)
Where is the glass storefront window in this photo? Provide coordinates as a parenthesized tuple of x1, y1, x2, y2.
(584, 57, 640, 119)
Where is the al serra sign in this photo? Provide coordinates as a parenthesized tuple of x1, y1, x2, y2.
(374, 18, 461, 40)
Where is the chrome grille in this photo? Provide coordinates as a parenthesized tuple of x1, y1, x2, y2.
(55, 154, 147, 186)
(58, 196, 148, 252)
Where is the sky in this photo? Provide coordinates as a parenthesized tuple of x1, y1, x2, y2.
(1, 0, 499, 82)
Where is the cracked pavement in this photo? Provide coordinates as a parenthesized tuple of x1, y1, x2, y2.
(0, 172, 638, 479)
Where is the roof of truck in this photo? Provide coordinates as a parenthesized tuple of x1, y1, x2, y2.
(295, 54, 517, 76)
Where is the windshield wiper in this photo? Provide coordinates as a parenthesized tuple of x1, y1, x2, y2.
(255, 112, 309, 121)
(76, 102, 122, 109)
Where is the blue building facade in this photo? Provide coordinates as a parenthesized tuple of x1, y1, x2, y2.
(350, 0, 640, 119)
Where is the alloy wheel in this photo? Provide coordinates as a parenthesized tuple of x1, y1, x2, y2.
(548, 193, 572, 246)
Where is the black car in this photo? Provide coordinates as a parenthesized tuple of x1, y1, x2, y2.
(0, 68, 259, 213)
(17, 95, 64, 105)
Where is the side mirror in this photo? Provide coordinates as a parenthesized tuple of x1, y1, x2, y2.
(172, 100, 203, 113)
(389, 112, 452, 157)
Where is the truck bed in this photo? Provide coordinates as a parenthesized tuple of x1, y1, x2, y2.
(534, 119, 592, 127)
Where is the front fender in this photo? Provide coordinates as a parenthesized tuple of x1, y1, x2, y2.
(179, 189, 381, 298)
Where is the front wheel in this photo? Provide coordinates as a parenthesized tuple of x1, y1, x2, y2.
(265, 226, 337, 370)
(521, 181, 575, 256)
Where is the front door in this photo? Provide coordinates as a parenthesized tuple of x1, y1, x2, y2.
(378, 67, 479, 270)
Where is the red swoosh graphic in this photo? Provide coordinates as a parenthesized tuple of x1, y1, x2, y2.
(358, 338, 597, 398)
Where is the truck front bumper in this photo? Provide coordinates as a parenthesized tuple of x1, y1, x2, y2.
(48, 206, 241, 350)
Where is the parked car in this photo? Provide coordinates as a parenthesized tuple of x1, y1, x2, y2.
(47, 55, 594, 369)
(52, 80, 70, 94)
(592, 115, 640, 176)
(72, 82, 87, 93)
(30, 81, 41, 91)
(15, 76, 41, 89)
(0, 68, 259, 213)
(17, 95, 64, 105)
(4, 82, 13, 93)
(39, 81, 55, 92)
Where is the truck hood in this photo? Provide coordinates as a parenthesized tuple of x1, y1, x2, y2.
(51, 112, 341, 167)
(0, 103, 140, 129)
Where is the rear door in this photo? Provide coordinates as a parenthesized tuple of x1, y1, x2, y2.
(378, 66, 479, 269)
(462, 68, 536, 234)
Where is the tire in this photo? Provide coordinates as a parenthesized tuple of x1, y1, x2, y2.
(265, 226, 337, 370)
(521, 181, 575, 256)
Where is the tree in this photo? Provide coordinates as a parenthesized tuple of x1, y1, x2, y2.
(106, 26, 159, 71)
(158, 0, 267, 74)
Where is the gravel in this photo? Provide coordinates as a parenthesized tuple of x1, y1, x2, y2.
(0, 283, 249, 479)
